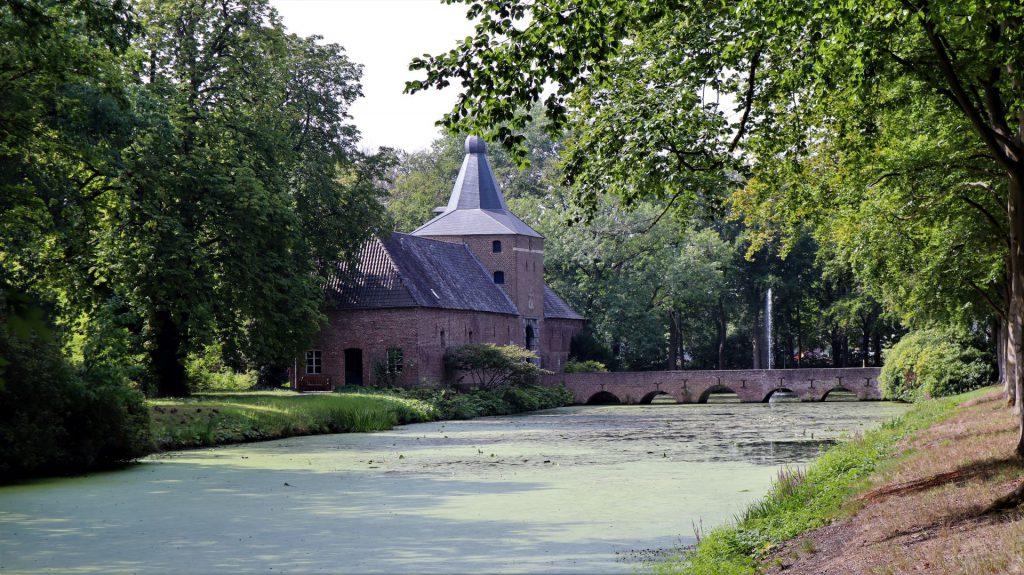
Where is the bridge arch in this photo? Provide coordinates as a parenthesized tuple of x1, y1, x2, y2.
(586, 390, 622, 405)
(821, 386, 858, 401)
(698, 385, 739, 404)
(762, 388, 797, 403)
(640, 390, 676, 404)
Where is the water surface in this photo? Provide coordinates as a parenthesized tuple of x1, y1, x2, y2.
(0, 401, 908, 573)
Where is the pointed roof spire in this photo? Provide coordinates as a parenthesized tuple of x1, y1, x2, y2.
(412, 136, 541, 238)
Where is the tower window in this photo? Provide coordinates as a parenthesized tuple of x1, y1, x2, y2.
(492, 240, 502, 253)
(494, 271, 505, 284)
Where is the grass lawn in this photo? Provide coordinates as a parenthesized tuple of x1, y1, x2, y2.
(149, 390, 437, 451)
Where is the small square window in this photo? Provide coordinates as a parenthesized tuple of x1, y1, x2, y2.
(493, 271, 505, 284)
(492, 240, 502, 253)
(305, 350, 322, 374)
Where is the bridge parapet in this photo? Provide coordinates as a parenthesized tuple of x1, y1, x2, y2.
(542, 368, 882, 405)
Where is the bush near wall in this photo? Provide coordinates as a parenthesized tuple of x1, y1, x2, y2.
(0, 331, 151, 482)
(879, 328, 993, 401)
(563, 359, 608, 373)
(350, 384, 573, 420)
(443, 343, 547, 389)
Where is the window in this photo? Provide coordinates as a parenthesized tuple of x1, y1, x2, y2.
(493, 271, 505, 284)
(492, 240, 502, 253)
(386, 346, 404, 374)
(305, 350, 322, 374)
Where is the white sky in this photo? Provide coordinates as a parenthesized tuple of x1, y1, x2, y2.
(270, 0, 474, 153)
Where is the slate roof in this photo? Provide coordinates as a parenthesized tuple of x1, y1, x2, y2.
(543, 285, 585, 320)
(412, 136, 542, 238)
(326, 233, 518, 315)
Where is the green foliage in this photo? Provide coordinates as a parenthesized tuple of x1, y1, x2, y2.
(880, 329, 994, 401)
(364, 385, 573, 421)
(657, 388, 991, 574)
(184, 344, 256, 392)
(149, 391, 435, 451)
(443, 343, 547, 389)
(372, 346, 409, 386)
(0, 328, 151, 482)
(562, 359, 608, 373)
(1, 0, 392, 399)
(150, 385, 572, 451)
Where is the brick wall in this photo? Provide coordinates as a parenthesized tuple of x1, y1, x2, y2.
(543, 367, 883, 403)
(412, 308, 523, 384)
(541, 317, 585, 371)
(290, 307, 522, 390)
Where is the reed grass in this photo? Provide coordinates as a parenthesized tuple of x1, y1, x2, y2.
(149, 391, 436, 450)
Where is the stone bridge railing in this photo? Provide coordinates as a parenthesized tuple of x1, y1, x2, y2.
(542, 367, 883, 405)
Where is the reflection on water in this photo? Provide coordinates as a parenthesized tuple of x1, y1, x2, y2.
(0, 401, 908, 574)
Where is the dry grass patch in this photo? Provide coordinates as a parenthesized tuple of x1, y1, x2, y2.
(764, 388, 1024, 575)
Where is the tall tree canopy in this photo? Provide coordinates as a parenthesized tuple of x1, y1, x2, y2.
(409, 0, 1022, 449)
(1, 0, 389, 396)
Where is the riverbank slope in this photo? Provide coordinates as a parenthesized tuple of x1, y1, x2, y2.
(149, 385, 572, 451)
(659, 387, 1024, 574)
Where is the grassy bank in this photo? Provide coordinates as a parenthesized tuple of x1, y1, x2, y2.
(656, 387, 1001, 575)
(150, 385, 572, 451)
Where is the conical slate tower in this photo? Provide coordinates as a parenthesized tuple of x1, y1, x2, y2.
(412, 136, 541, 237)
(412, 136, 545, 351)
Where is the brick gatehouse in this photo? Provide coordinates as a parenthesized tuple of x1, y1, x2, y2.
(291, 136, 585, 391)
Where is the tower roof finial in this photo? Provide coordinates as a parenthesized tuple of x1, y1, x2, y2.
(465, 135, 486, 154)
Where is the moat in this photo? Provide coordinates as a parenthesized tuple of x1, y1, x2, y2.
(0, 401, 908, 573)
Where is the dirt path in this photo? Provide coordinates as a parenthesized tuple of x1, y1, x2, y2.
(765, 391, 1024, 574)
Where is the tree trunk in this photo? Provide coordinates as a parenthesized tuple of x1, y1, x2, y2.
(1008, 171, 1024, 455)
(871, 328, 881, 367)
(796, 306, 803, 368)
(717, 296, 726, 370)
(668, 311, 679, 370)
(149, 309, 189, 397)
(861, 324, 870, 367)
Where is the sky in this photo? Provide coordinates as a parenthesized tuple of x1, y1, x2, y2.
(270, 0, 475, 153)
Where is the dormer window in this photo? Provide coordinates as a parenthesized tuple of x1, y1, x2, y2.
(492, 240, 502, 253)
(494, 271, 505, 284)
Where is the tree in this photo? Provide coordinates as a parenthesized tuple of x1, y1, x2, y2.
(2, 0, 388, 397)
(0, 0, 136, 387)
(94, 0, 389, 396)
(408, 0, 1021, 450)
(443, 343, 545, 389)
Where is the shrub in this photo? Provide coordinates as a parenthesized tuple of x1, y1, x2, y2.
(569, 326, 616, 368)
(185, 345, 256, 391)
(879, 328, 993, 401)
(0, 329, 152, 481)
(563, 359, 608, 373)
(443, 343, 548, 389)
(353, 384, 573, 420)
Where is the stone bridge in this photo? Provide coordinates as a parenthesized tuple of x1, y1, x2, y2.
(542, 367, 882, 405)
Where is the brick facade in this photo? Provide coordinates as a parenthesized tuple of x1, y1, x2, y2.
(290, 307, 524, 389)
(291, 136, 585, 392)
